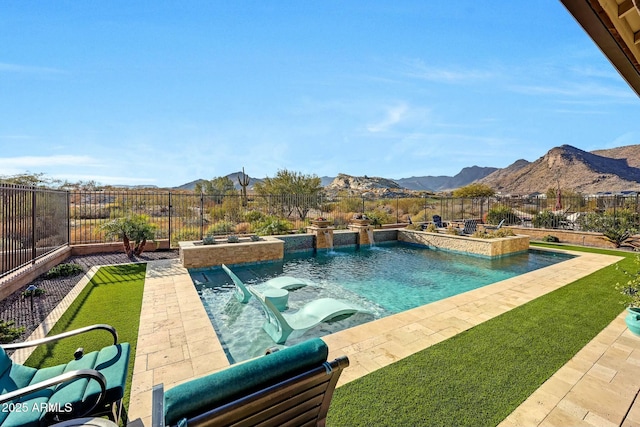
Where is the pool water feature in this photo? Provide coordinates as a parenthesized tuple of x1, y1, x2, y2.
(191, 242, 573, 363)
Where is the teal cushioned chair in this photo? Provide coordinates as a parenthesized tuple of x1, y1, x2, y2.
(152, 338, 349, 427)
(0, 324, 130, 427)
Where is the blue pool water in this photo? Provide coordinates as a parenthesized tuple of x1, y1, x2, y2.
(191, 242, 573, 363)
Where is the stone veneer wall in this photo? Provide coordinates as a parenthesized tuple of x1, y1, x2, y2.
(373, 229, 398, 243)
(333, 231, 357, 247)
(70, 239, 171, 256)
(0, 246, 72, 301)
(398, 229, 530, 257)
(274, 234, 315, 253)
(505, 227, 618, 249)
(179, 237, 284, 269)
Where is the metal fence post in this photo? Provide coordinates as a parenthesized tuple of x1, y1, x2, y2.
(31, 189, 36, 265)
(168, 192, 173, 246)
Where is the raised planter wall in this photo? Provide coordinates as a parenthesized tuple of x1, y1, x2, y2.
(179, 237, 285, 269)
(398, 229, 530, 257)
(70, 239, 171, 256)
(0, 246, 72, 301)
(505, 227, 618, 249)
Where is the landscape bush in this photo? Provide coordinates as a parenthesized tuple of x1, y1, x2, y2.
(235, 222, 252, 234)
(243, 210, 264, 223)
(486, 205, 519, 225)
(255, 216, 292, 235)
(45, 263, 83, 278)
(171, 227, 200, 246)
(0, 320, 25, 343)
(532, 210, 566, 229)
(207, 220, 236, 235)
(577, 210, 640, 248)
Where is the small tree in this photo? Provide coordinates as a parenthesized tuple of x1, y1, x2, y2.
(101, 214, 158, 257)
(254, 169, 323, 220)
(452, 183, 495, 198)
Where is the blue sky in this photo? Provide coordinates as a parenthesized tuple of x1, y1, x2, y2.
(2, 1, 640, 188)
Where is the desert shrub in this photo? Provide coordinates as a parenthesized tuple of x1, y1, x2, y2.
(472, 231, 490, 239)
(235, 222, 252, 234)
(491, 228, 515, 238)
(576, 210, 640, 248)
(486, 205, 519, 225)
(578, 209, 640, 233)
(0, 320, 25, 343)
(72, 205, 111, 220)
(172, 227, 201, 246)
(207, 220, 236, 235)
(243, 210, 264, 223)
(397, 198, 427, 216)
(45, 263, 83, 278)
(542, 234, 560, 243)
(331, 212, 352, 229)
(338, 197, 364, 214)
(255, 216, 292, 236)
(365, 210, 393, 227)
(227, 235, 240, 243)
(22, 287, 45, 297)
(405, 223, 421, 231)
(532, 210, 566, 229)
(222, 197, 243, 222)
(209, 205, 226, 222)
(425, 223, 438, 233)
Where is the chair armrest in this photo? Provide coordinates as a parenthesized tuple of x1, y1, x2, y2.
(0, 324, 118, 351)
(0, 368, 107, 417)
(151, 384, 165, 427)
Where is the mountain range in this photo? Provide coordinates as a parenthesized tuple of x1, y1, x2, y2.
(177, 144, 640, 195)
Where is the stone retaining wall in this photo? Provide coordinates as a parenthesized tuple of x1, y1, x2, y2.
(505, 227, 617, 249)
(398, 229, 530, 257)
(179, 237, 284, 268)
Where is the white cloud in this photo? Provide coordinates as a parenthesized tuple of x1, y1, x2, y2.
(0, 155, 102, 169)
(0, 62, 64, 75)
(367, 103, 409, 133)
(402, 59, 496, 83)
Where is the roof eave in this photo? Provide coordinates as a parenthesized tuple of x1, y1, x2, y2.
(561, 0, 640, 97)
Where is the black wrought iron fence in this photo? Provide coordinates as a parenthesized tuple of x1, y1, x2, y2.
(1, 184, 69, 278)
(5, 187, 640, 280)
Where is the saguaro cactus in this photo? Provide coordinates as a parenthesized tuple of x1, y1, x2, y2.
(238, 167, 250, 207)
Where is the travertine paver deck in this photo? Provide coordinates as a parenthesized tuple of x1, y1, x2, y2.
(126, 248, 627, 426)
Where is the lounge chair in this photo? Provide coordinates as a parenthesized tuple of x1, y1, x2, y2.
(248, 286, 372, 344)
(461, 219, 478, 235)
(0, 324, 130, 426)
(221, 264, 312, 304)
(151, 338, 347, 427)
(484, 219, 505, 231)
(432, 215, 444, 228)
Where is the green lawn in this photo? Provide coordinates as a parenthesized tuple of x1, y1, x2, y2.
(24, 263, 146, 414)
(327, 244, 633, 427)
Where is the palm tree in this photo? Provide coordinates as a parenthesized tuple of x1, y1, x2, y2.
(101, 214, 158, 257)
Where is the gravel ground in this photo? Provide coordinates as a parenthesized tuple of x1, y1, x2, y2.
(0, 250, 179, 344)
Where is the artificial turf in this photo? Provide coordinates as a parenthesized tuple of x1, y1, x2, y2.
(24, 263, 146, 414)
(327, 244, 633, 427)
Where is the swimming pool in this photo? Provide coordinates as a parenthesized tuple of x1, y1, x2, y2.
(191, 242, 573, 363)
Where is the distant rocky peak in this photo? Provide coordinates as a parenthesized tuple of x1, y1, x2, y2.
(328, 173, 401, 190)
